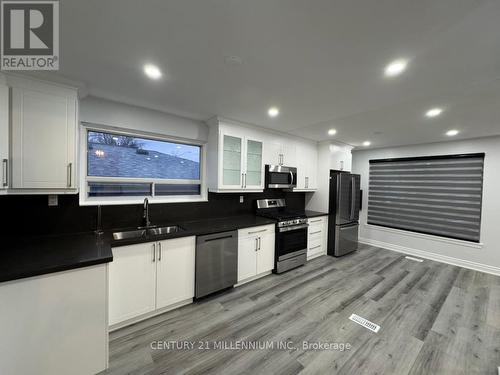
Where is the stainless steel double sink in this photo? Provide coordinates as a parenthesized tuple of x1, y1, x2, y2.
(112, 225, 184, 241)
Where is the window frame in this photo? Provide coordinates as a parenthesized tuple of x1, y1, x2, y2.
(79, 123, 207, 206)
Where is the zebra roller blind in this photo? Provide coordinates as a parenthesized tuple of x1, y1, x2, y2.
(368, 153, 484, 242)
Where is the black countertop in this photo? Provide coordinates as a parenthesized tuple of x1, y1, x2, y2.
(0, 214, 277, 284)
(304, 210, 329, 218)
(109, 215, 277, 247)
(0, 232, 113, 283)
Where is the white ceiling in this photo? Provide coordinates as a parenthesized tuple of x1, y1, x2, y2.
(40, 0, 500, 148)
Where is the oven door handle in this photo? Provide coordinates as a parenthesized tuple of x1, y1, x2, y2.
(278, 223, 309, 232)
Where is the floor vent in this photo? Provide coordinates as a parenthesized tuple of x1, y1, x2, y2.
(349, 314, 380, 333)
(405, 256, 424, 263)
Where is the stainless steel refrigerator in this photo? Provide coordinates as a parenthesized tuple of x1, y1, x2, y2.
(327, 170, 361, 257)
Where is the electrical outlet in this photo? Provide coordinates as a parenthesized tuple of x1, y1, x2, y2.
(48, 195, 58, 207)
(239, 195, 244, 203)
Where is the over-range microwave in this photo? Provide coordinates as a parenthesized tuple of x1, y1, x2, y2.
(265, 165, 297, 189)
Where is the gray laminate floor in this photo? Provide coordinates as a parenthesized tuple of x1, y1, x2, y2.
(103, 244, 500, 375)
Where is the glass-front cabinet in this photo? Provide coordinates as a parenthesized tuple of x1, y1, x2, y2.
(221, 134, 243, 188)
(218, 131, 264, 191)
(245, 139, 263, 188)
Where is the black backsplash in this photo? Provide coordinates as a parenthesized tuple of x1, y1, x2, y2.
(0, 190, 305, 236)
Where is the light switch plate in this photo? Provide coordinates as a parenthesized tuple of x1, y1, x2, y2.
(48, 195, 58, 206)
(240, 195, 244, 203)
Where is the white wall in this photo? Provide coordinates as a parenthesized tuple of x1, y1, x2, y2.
(352, 136, 500, 274)
(79, 96, 208, 143)
(306, 141, 353, 212)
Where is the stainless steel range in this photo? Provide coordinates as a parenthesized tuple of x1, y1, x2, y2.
(256, 199, 308, 273)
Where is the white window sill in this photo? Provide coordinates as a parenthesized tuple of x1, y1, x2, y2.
(363, 223, 484, 249)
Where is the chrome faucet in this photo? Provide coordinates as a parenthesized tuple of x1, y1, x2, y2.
(143, 198, 151, 228)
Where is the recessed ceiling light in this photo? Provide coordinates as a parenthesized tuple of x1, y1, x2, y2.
(363, 141, 371, 147)
(143, 64, 162, 80)
(224, 55, 243, 65)
(328, 129, 337, 136)
(425, 108, 443, 118)
(384, 59, 407, 77)
(446, 129, 459, 136)
(268, 107, 279, 117)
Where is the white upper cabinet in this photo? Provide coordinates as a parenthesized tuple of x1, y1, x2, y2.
(207, 117, 317, 193)
(244, 138, 264, 189)
(263, 141, 296, 167)
(295, 142, 318, 191)
(220, 132, 244, 189)
(208, 119, 264, 192)
(0, 83, 8, 190)
(8, 76, 78, 191)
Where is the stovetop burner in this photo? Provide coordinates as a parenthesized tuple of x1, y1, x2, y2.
(256, 209, 306, 221)
(255, 198, 307, 223)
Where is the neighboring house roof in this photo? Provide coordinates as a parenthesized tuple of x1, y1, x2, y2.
(88, 143, 200, 180)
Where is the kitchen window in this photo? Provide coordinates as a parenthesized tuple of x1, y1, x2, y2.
(80, 126, 206, 205)
(367, 153, 484, 242)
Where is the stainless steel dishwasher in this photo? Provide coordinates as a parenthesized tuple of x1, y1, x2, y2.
(195, 230, 238, 299)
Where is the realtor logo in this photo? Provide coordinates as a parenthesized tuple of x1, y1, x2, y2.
(1, 0, 59, 70)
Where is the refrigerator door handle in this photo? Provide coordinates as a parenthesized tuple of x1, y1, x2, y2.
(350, 176, 356, 220)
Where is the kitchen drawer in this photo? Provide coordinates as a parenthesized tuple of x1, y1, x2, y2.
(308, 216, 326, 226)
(238, 224, 275, 240)
(308, 226, 324, 240)
(308, 237, 324, 256)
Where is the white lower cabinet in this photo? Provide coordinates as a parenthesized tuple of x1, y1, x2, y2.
(307, 216, 328, 260)
(109, 236, 195, 327)
(109, 242, 157, 325)
(156, 237, 195, 309)
(237, 224, 275, 283)
(0, 265, 108, 375)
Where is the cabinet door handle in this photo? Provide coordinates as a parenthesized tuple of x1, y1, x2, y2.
(67, 163, 72, 188)
(2, 159, 8, 187)
(310, 245, 322, 250)
(310, 219, 322, 223)
(310, 230, 322, 235)
(258, 237, 261, 250)
(306, 177, 309, 188)
(248, 228, 267, 234)
(244, 173, 247, 188)
(255, 237, 258, 251)
(158, 242, 162, 261)
(152, 243, 156, 262)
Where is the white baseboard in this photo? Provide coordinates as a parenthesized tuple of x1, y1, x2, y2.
(359, 237, 500, 276)
(307, 251, 326, 261)
(235, 270, 273, 287)
(109, 298, 193, 332)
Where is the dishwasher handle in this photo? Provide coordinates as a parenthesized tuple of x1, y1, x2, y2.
(197, 231, 238, 244)
(202, 235, 234, 243)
